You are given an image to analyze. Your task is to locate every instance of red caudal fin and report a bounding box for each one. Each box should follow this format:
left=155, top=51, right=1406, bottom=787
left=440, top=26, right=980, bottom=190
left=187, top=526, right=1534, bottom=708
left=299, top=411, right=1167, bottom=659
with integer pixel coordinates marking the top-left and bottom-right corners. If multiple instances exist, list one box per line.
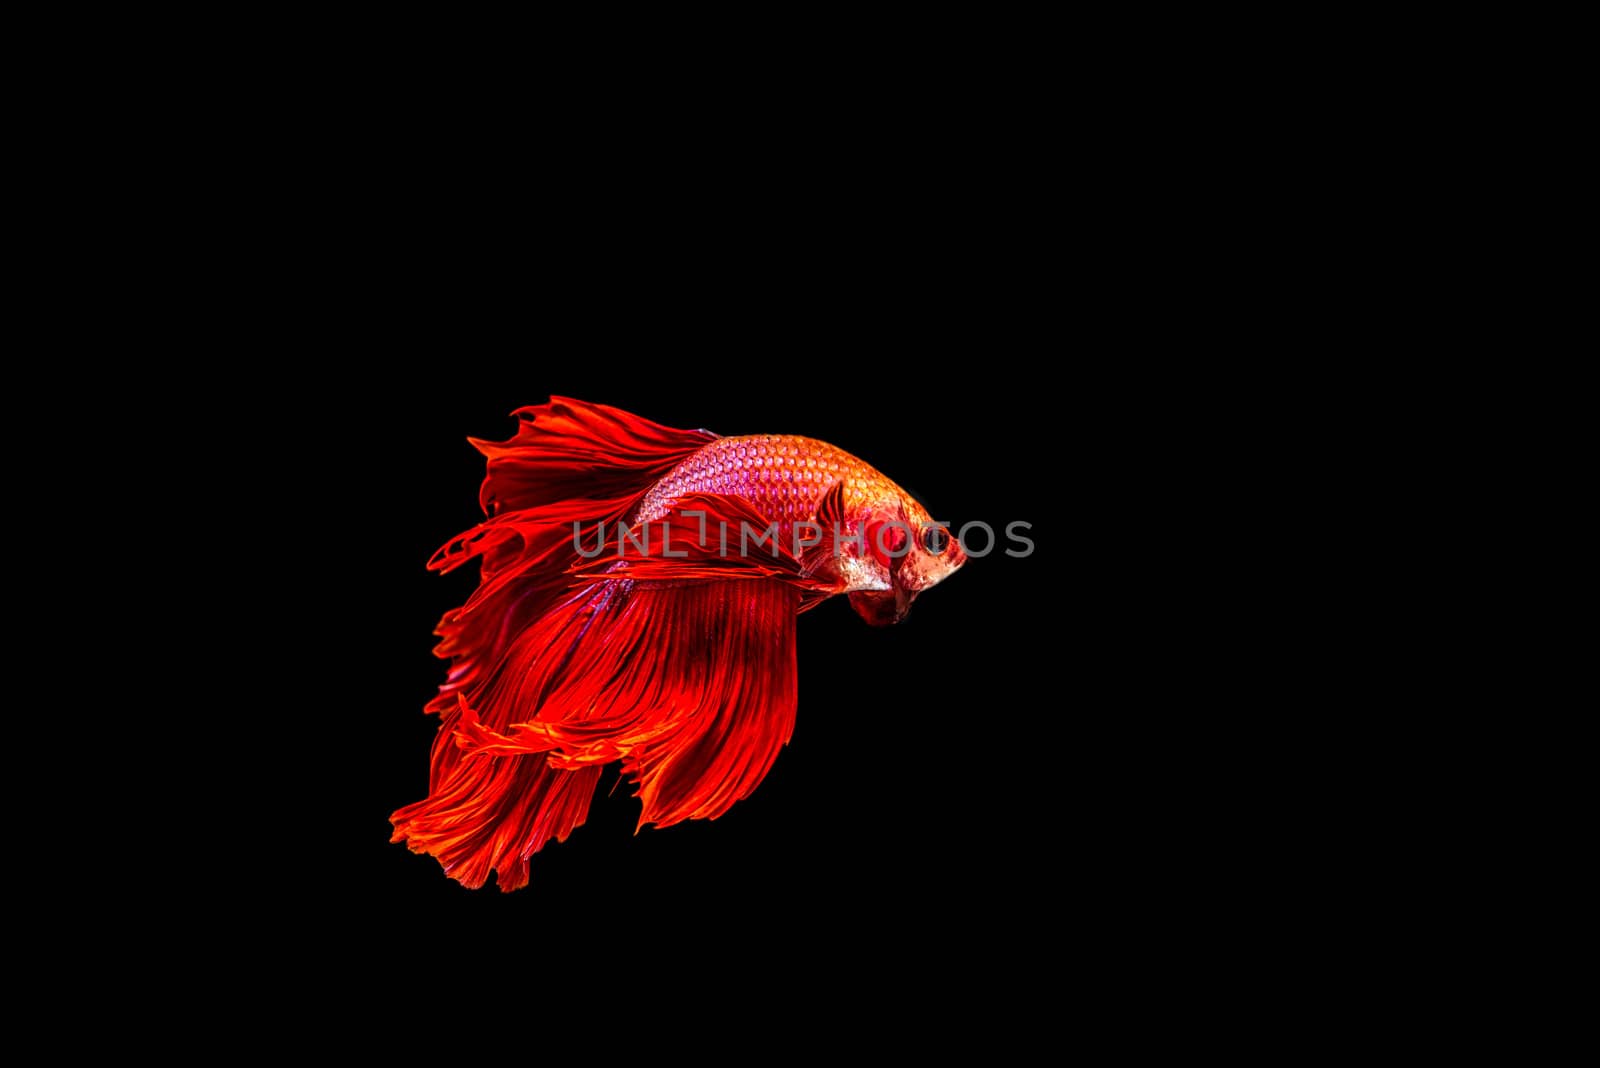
left=453, top=579, right=799, bottom=830
left=391, top=399, right=717, bottom=888
left=389, top=746, right=600, bottom=892
left=418, top=401, right=714, bottom=773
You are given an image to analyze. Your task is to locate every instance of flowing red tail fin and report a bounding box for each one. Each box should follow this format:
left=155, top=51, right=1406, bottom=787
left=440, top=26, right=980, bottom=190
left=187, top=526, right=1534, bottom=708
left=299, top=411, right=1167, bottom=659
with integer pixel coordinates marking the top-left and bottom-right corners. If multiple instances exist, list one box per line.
left=391, top=399, right=714, bottom=890
left=388, top=727, right=600, bottom=891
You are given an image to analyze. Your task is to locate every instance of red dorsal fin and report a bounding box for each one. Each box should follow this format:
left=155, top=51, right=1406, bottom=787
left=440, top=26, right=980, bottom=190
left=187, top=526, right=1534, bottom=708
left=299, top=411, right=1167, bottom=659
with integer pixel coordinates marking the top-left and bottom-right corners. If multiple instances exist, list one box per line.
left=469, top=396, right=715, bottom=516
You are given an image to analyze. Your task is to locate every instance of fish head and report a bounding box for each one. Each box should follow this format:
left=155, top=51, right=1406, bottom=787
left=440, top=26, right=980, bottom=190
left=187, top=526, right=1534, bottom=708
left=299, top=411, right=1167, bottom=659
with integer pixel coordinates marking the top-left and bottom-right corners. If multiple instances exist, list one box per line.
left=846, top=496, right=966, bottom=626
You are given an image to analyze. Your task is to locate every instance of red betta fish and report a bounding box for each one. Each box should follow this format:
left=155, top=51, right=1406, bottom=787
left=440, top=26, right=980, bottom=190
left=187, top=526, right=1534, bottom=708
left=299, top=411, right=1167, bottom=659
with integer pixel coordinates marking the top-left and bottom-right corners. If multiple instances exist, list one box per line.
left=390, top=398, right=965, bottom=890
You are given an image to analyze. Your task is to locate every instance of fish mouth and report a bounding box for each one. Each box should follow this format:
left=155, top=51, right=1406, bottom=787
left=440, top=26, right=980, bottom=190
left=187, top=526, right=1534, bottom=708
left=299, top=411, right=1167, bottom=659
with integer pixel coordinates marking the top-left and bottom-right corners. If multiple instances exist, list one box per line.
left=846, top=530, right=964, bottom=626
left=848, top=585, right=915, bottom=626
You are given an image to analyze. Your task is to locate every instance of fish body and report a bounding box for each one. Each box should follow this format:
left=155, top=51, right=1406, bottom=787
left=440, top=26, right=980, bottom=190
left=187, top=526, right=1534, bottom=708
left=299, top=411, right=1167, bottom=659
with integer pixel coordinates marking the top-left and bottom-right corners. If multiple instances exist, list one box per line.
left=636, top=433, right=961, bottom=613
left=391, top=399, right=964, bottom=889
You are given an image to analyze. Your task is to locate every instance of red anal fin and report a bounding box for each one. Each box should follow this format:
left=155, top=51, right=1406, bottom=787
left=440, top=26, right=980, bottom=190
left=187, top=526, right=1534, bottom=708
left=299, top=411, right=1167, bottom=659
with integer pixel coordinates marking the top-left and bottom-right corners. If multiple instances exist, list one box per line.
left=452, top=578, right=799, bottom=830
left=625, top=581, right=799, bottom=827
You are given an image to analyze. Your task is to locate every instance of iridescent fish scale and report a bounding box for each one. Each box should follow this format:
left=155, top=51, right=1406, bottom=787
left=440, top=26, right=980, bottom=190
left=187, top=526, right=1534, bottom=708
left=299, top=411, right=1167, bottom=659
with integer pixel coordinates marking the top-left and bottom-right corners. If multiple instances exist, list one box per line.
left=635, top=435, right=897, bottom=529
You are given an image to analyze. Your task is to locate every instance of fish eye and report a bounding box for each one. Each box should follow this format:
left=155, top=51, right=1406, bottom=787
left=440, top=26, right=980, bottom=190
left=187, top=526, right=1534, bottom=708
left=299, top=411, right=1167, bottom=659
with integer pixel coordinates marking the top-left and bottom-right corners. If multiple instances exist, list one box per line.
left=921, top=525, right=949, bottom=555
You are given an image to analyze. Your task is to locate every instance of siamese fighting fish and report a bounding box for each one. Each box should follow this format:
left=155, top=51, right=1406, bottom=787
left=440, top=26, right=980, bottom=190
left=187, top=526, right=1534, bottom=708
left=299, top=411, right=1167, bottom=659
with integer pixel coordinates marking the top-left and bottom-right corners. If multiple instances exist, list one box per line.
left=391, top=398, right=966, bottom=889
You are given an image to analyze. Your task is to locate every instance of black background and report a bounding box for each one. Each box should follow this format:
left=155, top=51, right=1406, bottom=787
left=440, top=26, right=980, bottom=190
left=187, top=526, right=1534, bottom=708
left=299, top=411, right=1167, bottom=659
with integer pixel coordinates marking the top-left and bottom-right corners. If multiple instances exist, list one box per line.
left=158, top=251, right=1303, bottom=1006
left=224, top=206, right=1253, bottom=967
left=71, top=58, right=1344, bottom=1013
